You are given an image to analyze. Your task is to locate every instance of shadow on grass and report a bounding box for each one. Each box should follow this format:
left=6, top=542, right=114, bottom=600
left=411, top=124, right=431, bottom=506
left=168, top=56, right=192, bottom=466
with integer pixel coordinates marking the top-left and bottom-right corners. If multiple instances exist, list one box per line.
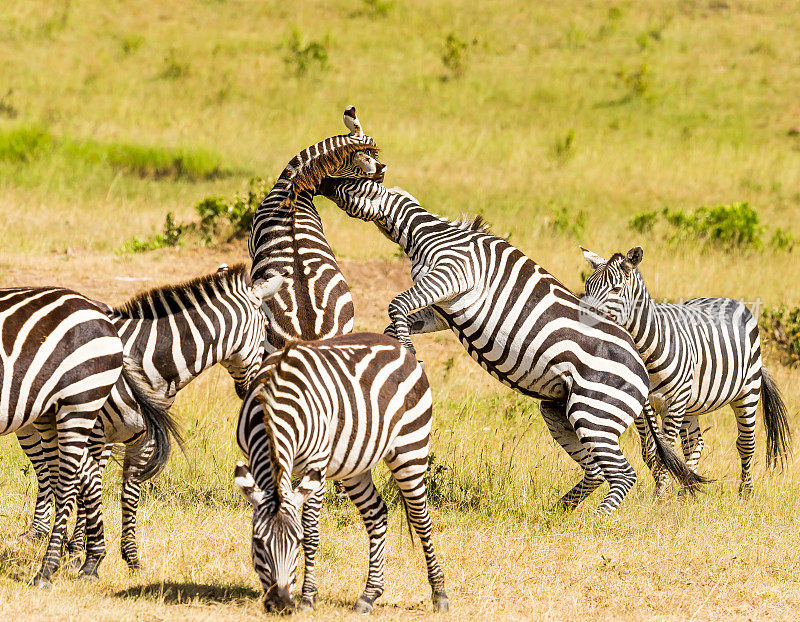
left=114, top=581, right=261, bottom=604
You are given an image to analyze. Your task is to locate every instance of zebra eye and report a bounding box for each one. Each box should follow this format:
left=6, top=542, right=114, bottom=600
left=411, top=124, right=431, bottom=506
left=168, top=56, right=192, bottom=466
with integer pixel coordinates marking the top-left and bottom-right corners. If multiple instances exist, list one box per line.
left=610, top=285, right=623, bottom=294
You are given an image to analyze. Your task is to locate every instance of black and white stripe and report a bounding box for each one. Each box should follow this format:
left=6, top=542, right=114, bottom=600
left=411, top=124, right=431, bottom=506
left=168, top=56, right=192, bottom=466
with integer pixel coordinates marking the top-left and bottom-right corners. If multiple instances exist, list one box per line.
left=0, top=287, right=125, bottom=587
left=581, top=246, right=791, bottom=495
left=319, top=179, right=705, bottom=513
left=235, top=333, right=448, bottom=613
left=248, top=106, right=385, bottom=352
left=17, top=265, right=285, bottom=569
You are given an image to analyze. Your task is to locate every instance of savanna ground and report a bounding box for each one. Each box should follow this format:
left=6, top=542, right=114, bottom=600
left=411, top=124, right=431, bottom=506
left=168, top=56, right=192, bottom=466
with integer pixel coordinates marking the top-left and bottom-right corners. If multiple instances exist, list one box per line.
left=2, top=1, right=800, bottom=619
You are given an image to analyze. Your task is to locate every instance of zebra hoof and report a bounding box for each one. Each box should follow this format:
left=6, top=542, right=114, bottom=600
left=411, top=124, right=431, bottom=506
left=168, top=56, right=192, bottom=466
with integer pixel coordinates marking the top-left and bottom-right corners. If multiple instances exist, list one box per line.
left=79, top=572, right=99, bottom=584
left=34, top=577, right=53, bottom=591
left=433, top=593, right=449, bottom=612
left=353, top=598, right=374, bottom=614
left=19, top=528, right=48, bottom=543
left=298, top=598, right=315, bottom=612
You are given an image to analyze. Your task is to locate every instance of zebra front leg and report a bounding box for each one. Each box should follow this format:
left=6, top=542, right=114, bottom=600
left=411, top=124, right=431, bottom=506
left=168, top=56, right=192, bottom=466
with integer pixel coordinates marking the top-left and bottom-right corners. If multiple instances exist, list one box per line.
left=387, top=272, right=471, bottom=355
left=540, top=400, right=605, bottom=510
left=298, top=486, right=324, bottom=610
left=341, top=472, right=388, bottom=614
left=119, top=440, right=155, bottom=569
left=67, top=438, right=112, bottom=569
left=16, top=425, right=56, bottom=540
left=679, top=416, right=704, bottom=469
left=385, top=452, right=448, bottom=612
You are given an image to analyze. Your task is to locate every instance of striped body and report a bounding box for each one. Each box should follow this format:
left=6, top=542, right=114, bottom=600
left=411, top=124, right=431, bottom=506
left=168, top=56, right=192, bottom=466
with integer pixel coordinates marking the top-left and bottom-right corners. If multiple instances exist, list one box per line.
left=320, top=179, right=704, bottom=512
left=582, top=247, right=791, bottom=495
left=18, top=266, right=285, bottom=568
left=0, top=287, right=124, bottom=586
left=248, top=116, right=384, bottom=352
left=235, top=333, right=448, bottom=613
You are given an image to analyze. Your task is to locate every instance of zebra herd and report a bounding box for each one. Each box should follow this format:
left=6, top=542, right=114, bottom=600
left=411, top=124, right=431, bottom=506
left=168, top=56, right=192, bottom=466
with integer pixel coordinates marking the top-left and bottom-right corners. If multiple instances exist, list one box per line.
left=2, top=107, right=791, bottom=613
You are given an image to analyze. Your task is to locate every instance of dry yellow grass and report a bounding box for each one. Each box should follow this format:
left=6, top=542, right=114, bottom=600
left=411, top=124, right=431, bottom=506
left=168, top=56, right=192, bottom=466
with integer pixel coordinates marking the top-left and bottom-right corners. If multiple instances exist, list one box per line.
left=1, top=250, right=799, bottom=621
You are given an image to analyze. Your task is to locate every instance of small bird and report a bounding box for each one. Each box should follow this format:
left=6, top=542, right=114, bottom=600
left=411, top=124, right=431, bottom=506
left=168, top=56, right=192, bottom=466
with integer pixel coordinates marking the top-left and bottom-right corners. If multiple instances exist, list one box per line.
left=343, top=105, right=363, bottom=137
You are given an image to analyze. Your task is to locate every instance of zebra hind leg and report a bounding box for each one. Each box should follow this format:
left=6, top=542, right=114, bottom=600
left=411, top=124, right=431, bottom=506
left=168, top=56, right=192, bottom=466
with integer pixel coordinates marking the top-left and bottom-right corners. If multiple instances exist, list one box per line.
left=297, top=486, right=324, bottom=610
left=732, top=394, right=759, bottom=498
left=540, top=400, right=605, bottom=511
left=385, top=452, right=448, bottom=612
left=340, top=472, right=388, bottom=614
left=16, top=425, right=57, bottom=540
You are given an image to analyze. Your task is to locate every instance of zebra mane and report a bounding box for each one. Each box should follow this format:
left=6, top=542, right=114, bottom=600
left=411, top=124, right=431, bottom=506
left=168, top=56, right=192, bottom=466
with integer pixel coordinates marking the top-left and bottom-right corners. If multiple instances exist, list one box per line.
left=113, top=263, right=249, bottom=318
left=278, top=138, right=379, bottom=210
left=257, top=340, right=301, bottom=416
left=450, top=214, right=493, bottom=234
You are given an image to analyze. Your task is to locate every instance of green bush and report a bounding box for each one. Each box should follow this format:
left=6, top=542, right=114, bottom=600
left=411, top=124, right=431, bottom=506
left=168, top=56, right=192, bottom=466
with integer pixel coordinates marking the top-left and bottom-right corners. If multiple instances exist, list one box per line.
left=283, top=29, right=329, bottom=76
left=118, top=177, right=270, bottom=253
left=548, top=206, right=586, bottom=238
left=627, top=203, right=791, bottom=252
left=760, top=305, right=800, bottom=367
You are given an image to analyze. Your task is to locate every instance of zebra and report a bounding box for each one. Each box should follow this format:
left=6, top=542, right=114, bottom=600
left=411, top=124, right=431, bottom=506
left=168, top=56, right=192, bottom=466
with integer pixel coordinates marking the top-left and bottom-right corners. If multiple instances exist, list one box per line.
left=318, top=178, right=706, bottom=513
left=248, top=105, right=386, bottom=353
left=0, top=286, right=179, bottom=588
left=580, top=245, right=791, bottom=496
left=234, top=333, right=449, bottom=614
left=16, top=265, right=286, bottom=570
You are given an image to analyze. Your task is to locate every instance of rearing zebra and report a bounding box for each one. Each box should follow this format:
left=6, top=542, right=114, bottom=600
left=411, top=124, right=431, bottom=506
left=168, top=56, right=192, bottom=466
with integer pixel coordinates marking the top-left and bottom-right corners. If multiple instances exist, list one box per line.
left=580, top=245, right=791, bottom=496
left=17, top=265, right=286, bottom=569
left=319, top=178, right=705, bottom=513
left=235, top=334, right=448, bottom=614
left=248, top=105, right=385, bottom=352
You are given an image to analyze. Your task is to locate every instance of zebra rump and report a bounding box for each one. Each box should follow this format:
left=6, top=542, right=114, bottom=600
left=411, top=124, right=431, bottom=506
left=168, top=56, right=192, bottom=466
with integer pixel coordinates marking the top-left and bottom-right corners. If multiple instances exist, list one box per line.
left=761, top=367, right=792, bottom=468
left=120, top=356, right=183, bottom=482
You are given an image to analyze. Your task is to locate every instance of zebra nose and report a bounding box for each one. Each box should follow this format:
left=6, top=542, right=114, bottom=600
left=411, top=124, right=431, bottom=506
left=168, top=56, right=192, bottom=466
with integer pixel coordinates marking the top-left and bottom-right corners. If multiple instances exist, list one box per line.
left=264, top=585, right=293, bottom=612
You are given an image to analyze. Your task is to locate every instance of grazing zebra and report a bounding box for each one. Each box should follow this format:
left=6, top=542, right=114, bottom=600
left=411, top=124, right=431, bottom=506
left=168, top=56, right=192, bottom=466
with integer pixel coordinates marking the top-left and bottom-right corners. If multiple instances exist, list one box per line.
left=248, top=105, right=385, bottom=352
left=17, top=265, right=286, bottom=569
left=318, top=179, right=706, bottom=513
left=235, top=334, right=448, bottom=613
left=580, top=245, right=791, bottom=496
left=0, top=286, right=179, bottom=588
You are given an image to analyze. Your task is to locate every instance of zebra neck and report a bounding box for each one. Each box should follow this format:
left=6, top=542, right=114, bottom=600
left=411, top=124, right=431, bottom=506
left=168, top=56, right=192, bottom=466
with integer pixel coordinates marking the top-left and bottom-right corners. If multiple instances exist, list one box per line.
left=250, top=184, right=350, bottom=348
left=114, top=314, right=237, bottom=397
left=377, top=199, right=441, bottom=258
left=622, top=278, right=663, bottom=360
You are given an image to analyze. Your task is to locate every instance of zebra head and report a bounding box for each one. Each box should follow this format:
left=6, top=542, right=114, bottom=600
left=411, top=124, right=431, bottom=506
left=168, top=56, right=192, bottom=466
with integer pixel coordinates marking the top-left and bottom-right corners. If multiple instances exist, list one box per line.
left=220, top=271, right=287, bottom=398
left=580, top=246, right=644, bottom=326
left=235, top=462, right=323, bottom=612
left=278, top=106, right=386, bottom=209
left=318, top=177, right=391, bottom=223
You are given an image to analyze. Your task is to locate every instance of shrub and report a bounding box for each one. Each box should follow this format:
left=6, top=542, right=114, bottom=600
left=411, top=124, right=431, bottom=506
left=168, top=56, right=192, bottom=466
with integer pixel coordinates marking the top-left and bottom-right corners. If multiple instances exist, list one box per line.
left=548, top=207, right=586, bottom=238
left=283, top=29, right=329, bottom=76
left=0, top=126, right=52, bottom=162
left=760, top=305, right=800, bottom=367
left=627, top=203, right=783, bottom=251
left=118, top=212, right=183, bottom=253
left=442, top=33, right=468, bottom=79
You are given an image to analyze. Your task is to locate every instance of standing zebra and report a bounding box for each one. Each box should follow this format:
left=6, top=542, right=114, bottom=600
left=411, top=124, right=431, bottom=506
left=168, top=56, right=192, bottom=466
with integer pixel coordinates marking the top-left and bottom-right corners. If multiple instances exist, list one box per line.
left=17, top=265, right=286, bottom=569
left=248, top=105, right=385, bottom=352
left=319, top=179, right=705, bottom=513
left=235, top=334, right=448, bottom=613
left=0, top=286, right=177, bottom=588
left=580, top=245, right=791, bottom=496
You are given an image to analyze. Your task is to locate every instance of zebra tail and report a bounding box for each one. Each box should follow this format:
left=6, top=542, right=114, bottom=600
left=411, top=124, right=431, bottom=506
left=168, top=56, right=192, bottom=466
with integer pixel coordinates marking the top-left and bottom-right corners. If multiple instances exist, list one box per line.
left=122, top=356, right=184, bottom=482
left=761, top=367, right=792, bottom=469
left=643, top=405, right=711, bottom=493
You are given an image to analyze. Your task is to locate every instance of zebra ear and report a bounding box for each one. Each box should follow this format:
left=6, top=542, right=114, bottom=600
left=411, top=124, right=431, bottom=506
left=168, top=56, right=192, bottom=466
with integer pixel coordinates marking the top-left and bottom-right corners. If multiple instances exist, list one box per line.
left=580, top=246, right=606, bottom=270
left=234, top=461, right=267, bottom=508
left=626, top=246, right=643, bottom=266
left=287, top=469, right=324, bottom=509
left=252, top=273, right=288, bottom=303
left=343, top=105, right=363, bottom=137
